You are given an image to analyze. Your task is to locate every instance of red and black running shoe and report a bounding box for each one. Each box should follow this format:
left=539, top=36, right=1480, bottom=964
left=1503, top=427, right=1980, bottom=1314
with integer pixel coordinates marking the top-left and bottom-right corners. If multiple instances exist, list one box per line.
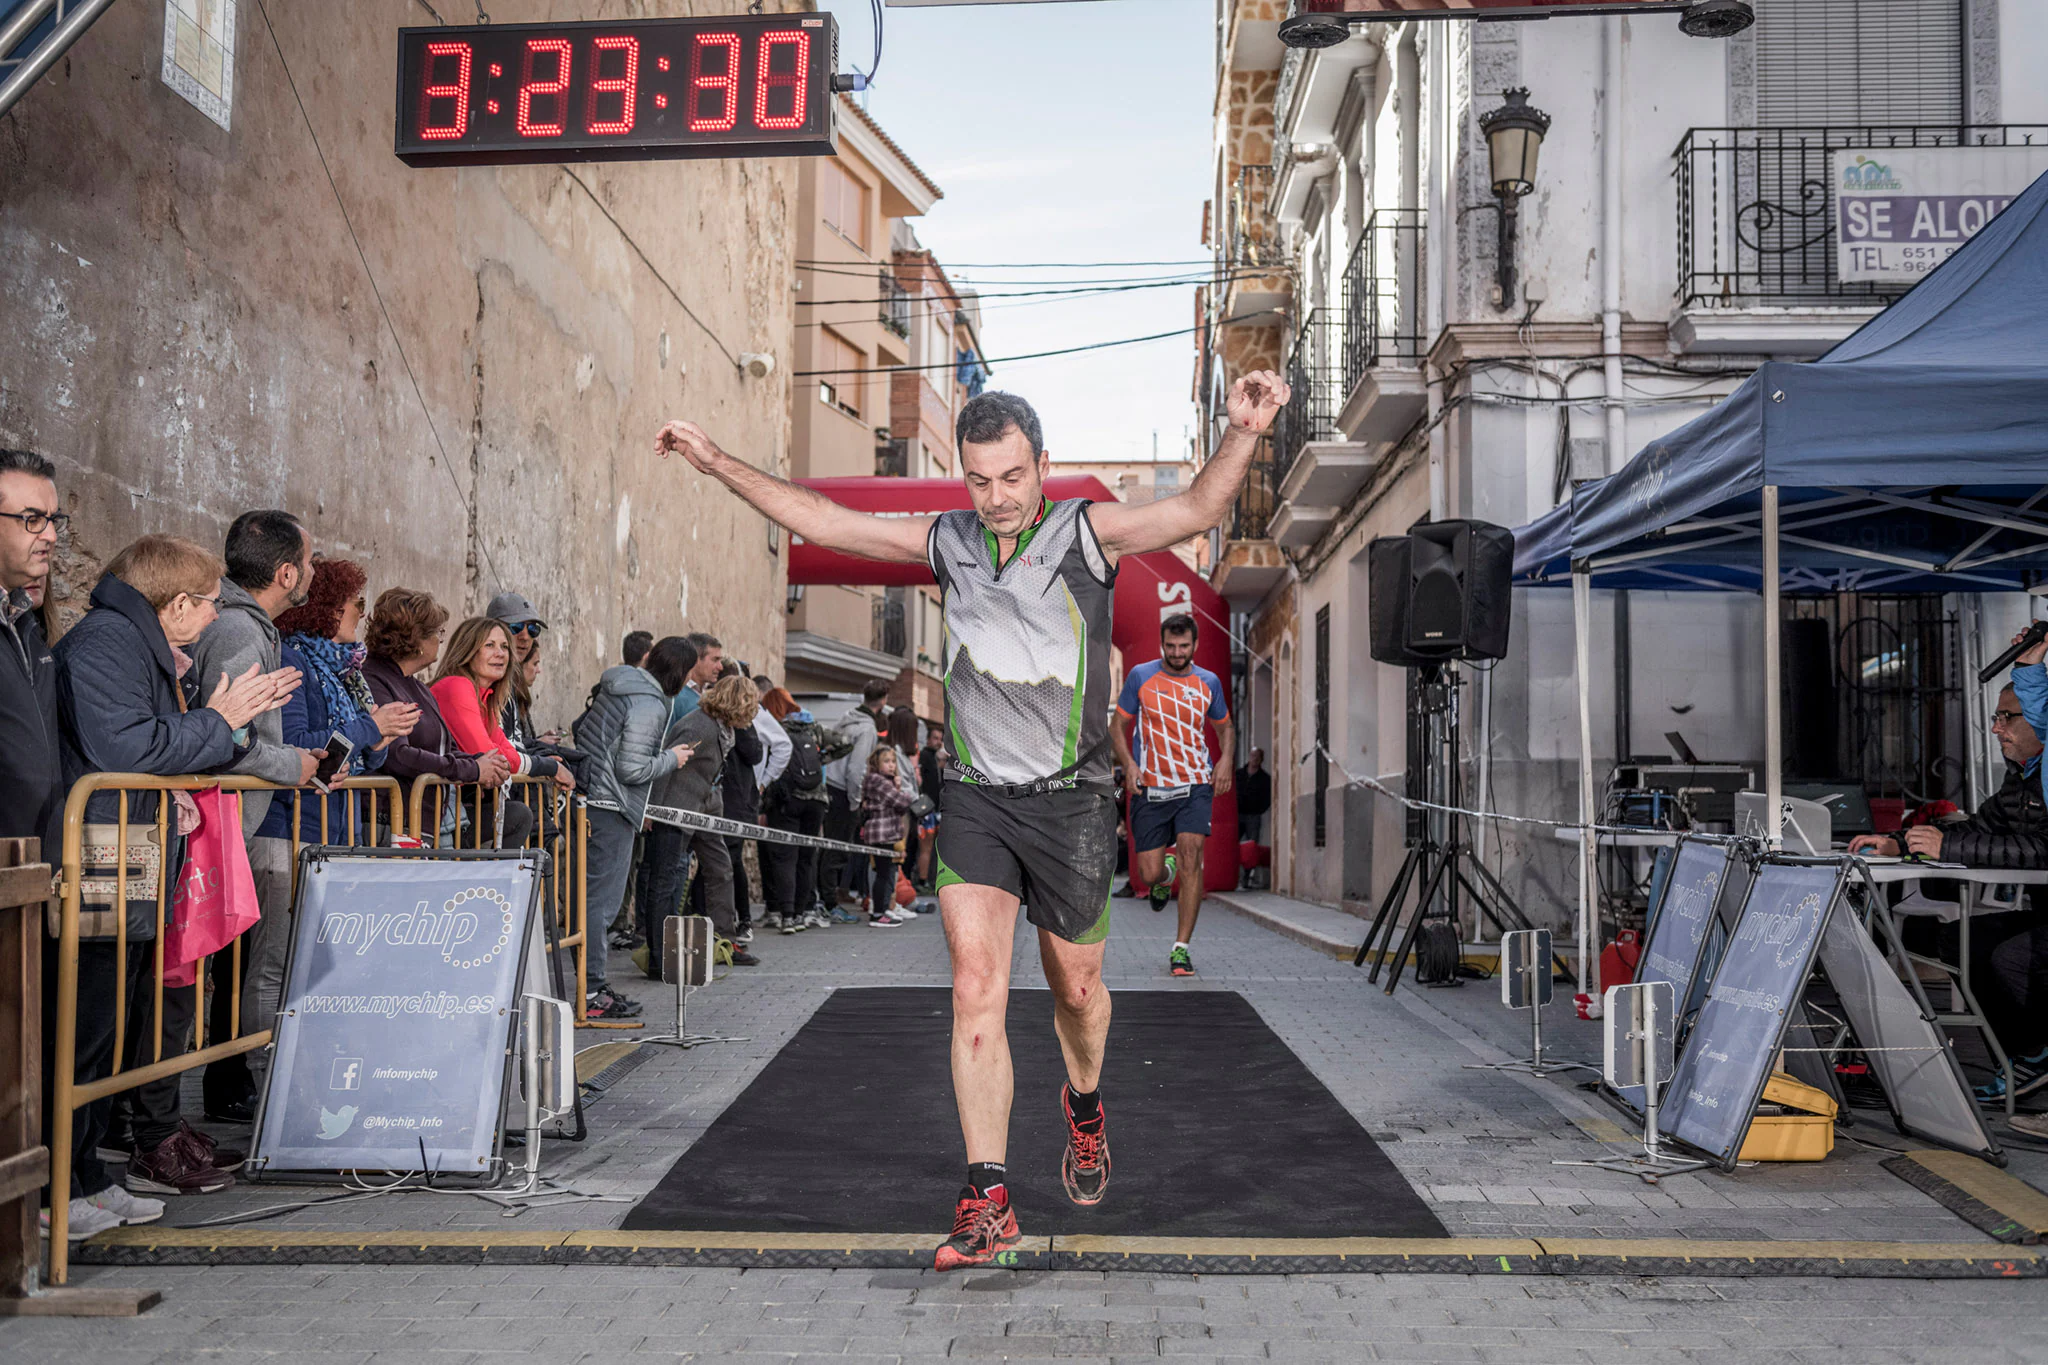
left=933, top=1185, right=1023, bottom=1270
left=1060, top=1086, right=1111, bottom=1206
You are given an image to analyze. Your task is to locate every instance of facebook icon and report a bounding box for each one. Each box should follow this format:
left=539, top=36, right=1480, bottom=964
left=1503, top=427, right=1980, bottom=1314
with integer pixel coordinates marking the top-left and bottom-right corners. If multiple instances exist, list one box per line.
left=330, top=1058, right=364, bottom=1091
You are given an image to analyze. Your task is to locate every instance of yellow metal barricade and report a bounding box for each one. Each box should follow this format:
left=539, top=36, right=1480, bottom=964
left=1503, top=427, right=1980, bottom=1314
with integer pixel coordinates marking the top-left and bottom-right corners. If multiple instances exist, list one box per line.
left=408, top=775, right=588, bottom=1022
left=46, top=773, right=403, bottom=1281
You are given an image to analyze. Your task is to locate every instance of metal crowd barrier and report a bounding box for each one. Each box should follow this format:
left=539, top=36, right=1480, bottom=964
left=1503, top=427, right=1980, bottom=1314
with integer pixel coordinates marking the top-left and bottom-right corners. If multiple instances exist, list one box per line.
left=46, top=773, right=404, bottom=1281
left=407, top=775, right=588, bottom=1022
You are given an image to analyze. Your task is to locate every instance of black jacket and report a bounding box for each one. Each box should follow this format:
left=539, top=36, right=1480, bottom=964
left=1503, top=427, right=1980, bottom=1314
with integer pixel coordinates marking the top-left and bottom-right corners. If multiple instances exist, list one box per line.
left=55, top=575, right=236, bottom=830
left=0, top=592, right=62, bottom=858
left=719, top=721, right=765, bottom=824
left=1942, top=759, right=2048, bottom=869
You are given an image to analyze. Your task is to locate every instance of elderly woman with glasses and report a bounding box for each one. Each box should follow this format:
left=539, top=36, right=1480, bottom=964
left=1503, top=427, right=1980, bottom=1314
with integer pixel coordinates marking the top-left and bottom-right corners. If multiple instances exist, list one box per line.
left=259, top=559, right=420, bottom=846
left=52, top=535, right=299, bottom=1215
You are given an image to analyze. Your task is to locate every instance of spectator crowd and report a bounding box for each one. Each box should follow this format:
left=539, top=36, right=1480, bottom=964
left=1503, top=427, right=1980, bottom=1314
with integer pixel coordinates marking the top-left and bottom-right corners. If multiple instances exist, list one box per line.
left=0, top=447, right=947, bottom=1244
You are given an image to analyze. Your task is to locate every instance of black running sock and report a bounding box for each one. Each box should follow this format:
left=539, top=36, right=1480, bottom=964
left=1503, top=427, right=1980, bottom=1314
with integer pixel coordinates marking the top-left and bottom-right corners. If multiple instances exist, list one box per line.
left=1067, top=1086, right=1102, bottom=1125
left=967, top=1162, right=1008, bottom=1198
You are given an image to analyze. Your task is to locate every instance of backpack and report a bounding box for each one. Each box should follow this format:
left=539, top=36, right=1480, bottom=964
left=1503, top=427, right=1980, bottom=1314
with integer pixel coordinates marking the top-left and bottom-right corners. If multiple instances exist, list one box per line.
left=775, top=718, right=828, bottom=802
left=819, top=709, right=868, bottom=766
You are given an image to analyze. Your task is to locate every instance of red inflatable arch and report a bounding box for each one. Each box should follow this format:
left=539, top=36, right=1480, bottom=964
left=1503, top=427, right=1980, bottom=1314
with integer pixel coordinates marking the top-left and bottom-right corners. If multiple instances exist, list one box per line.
left=789, top=476, right=1240, bottom=893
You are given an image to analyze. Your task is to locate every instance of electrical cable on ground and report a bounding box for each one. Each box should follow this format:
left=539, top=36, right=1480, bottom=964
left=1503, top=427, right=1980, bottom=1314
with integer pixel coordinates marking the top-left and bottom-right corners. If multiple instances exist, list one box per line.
left=254, top=0, right=505, bottom=591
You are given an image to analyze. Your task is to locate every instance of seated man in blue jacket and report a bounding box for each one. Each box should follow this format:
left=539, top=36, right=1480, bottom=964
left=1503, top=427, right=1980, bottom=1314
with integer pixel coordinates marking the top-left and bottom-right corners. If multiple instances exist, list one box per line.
left=1981, top=636, right=2048, bottom=1110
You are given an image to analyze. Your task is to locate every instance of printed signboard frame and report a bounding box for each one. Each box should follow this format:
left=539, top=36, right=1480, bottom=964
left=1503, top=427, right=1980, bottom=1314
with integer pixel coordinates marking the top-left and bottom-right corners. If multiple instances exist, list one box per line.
left=1660, top=854, right=1847, bottom=1171
left=248, top=847, right=544, bottom=1184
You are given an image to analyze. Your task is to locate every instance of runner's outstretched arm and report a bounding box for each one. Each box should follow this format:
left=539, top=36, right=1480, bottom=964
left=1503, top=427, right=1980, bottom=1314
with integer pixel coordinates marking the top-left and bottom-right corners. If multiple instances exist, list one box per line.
left=1089, top=370, right=1290, bottom=560
left=655, top=419, right=933, bottom=565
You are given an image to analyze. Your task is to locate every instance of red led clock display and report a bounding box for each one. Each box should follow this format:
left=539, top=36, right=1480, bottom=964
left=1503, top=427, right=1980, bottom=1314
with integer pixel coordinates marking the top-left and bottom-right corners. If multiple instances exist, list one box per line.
left=396, top=14, right=837, bottom=167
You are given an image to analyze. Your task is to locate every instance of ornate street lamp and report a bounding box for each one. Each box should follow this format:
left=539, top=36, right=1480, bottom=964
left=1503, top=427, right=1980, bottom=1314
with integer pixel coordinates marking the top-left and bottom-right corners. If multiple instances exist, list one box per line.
left=1477, top=88, right=1551, bottom=309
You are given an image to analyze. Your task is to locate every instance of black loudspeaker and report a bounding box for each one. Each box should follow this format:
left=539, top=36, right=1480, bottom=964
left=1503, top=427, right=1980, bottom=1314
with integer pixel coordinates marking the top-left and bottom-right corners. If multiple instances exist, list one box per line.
left=1368, top=520, right=1515, bottom=666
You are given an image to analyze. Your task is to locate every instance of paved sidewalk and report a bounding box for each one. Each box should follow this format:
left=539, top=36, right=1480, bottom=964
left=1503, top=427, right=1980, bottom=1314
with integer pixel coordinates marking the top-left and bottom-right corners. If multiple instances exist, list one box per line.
left=20, top=885, right=2048, bottom=1360
left=121, top=888, right=2044, bottom=1240
left=12, top=1263, right=2048, bottom=1363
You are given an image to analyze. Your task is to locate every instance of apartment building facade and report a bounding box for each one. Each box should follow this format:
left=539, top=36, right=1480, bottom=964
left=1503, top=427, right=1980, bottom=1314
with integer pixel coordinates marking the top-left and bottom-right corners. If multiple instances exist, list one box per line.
left=1202, top=0, right=2048, bottom=930
left=784, top=97, right=943, bottom=700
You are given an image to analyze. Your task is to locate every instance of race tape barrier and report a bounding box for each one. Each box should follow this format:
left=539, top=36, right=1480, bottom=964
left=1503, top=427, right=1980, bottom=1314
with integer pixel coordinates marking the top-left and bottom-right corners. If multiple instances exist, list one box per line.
left=644, top=804, right=897, bottom=859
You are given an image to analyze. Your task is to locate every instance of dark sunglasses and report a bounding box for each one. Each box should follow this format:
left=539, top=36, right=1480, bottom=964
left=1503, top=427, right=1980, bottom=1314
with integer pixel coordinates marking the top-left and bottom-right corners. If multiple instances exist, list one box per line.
left=508, top=621, right=544, bottom=637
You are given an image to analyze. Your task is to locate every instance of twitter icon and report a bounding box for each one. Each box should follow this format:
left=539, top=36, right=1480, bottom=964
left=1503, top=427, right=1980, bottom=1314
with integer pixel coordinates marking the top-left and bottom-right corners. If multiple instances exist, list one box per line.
left=317, top=1104, right=359, bottom=1140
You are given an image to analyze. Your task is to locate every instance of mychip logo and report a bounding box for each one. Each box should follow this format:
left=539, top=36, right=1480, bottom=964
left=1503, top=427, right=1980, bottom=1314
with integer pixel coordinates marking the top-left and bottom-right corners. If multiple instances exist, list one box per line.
left=1842, top=155, right=1901, bottom=191
left=316, top=886, right=517, bottom=968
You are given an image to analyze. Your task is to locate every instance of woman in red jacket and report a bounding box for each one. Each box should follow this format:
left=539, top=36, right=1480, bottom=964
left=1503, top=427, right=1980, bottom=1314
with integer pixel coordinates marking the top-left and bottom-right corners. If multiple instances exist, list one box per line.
left=429, top=616, right=542, bottom=847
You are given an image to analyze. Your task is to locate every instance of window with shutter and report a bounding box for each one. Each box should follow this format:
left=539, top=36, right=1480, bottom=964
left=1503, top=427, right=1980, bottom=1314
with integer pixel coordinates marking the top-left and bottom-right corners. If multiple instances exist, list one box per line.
left=817, top=328, right=864, bottom=420
left=1754, top=0, right=1961, bottom=126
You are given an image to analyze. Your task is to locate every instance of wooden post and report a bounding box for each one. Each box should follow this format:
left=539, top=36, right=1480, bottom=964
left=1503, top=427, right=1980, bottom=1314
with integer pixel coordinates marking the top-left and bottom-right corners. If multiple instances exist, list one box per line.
left=0, top=837, right=158, bottom=1316
left=0, top=838, right=44, bottom=1298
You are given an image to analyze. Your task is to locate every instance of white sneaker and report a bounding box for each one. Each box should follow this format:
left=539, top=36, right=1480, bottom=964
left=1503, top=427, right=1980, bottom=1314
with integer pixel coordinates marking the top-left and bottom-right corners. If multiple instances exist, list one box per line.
left=88, top=1184, right=165, bottom=1226
left=778, top=915, right=798, bottom=935
left=40, top=1197, right=122, bottom=1241
left=890, top=903, right=918, bottom=918
left=803, top=909, right=830, bottom=929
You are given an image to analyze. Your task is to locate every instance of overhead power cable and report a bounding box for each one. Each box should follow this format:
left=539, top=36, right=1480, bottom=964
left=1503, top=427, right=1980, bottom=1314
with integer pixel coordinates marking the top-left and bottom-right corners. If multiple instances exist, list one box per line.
left=797, top=272, right=1266, bottom=308
left=796, top=258, right=1216, bottom=269
left=797, top=263, right=1244, bottom=288
left=794, top=317, right=1271, bottom=378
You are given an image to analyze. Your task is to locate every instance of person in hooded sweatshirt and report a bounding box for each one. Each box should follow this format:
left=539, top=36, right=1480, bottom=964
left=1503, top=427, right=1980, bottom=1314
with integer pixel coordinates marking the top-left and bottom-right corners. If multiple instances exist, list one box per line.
left=571, top=634, right=695, bottom=1020
left=187, top=510, right=323, bottom=1124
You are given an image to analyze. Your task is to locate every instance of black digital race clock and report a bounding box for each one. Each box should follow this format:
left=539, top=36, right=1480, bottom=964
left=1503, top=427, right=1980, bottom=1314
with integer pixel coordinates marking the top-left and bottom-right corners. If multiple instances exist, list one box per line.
left=395, top=14, right=838, bottom=168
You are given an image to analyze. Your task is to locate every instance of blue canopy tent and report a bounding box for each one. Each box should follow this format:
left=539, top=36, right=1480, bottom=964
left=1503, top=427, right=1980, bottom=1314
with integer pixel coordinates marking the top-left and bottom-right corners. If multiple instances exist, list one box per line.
left=1511, top=166, right=2048, bottom=988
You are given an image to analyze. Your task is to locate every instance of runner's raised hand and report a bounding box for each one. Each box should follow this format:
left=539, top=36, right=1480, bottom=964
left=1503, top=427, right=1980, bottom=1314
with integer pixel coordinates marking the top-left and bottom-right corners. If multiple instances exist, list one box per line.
left=655, top=419, right=722, bottom=474
left=1226, top=370, right=1291, bottom=435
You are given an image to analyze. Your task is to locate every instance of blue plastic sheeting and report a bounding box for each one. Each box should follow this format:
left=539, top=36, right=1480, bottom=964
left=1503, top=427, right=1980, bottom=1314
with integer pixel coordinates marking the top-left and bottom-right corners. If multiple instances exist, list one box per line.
left=1514, top=165, right=2048, bottom=593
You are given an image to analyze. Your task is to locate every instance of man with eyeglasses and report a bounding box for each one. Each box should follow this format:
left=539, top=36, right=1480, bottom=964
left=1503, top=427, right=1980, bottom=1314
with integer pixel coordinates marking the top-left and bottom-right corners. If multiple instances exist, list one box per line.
left=0, top=447, right=65, bottom=873
left=1849, top=677, right=2048, bottom=1109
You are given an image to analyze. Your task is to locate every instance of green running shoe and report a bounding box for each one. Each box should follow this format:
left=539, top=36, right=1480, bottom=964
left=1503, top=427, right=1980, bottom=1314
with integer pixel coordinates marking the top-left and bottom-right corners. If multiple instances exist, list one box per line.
left=1169, top=945, right=1194, bottom=977
left=1149, top=853, right=1178, bottom=911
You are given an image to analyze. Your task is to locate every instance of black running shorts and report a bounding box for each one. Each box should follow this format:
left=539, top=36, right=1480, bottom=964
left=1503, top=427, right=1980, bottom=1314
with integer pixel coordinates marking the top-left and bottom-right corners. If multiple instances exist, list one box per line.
left=934, top=781, right=1117, bottom=944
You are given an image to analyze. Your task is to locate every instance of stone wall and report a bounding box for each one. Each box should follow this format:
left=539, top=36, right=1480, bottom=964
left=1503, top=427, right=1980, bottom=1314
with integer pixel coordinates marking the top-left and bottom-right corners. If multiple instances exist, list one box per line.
left=0, top=0, right=797, bottom=725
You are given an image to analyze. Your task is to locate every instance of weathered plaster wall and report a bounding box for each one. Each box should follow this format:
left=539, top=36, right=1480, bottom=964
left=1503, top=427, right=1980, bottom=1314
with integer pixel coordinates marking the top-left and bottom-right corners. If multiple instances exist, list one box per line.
left=0, top=0, right=796, bottom=725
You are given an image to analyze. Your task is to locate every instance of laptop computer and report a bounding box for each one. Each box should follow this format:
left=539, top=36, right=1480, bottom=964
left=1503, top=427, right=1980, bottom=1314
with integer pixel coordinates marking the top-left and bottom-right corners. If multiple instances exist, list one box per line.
left=1782, top=782, right=1875, bottom=837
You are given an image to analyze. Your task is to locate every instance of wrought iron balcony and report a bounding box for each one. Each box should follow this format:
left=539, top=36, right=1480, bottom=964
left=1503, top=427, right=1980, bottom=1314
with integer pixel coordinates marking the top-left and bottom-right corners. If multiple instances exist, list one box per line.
left=1341, top=208, right=1425, bottom=394
left=1228, top=435, right=1278, bottom=543
left=872, top=588, right=908, bottom=658
left=1674, top=124, right=2048, bottom=309
left=880, top=269, right=912, bottom=338
left=1225, top=164, right=1285, bottom=273
left=1273, top=307, right=1343, bottom=487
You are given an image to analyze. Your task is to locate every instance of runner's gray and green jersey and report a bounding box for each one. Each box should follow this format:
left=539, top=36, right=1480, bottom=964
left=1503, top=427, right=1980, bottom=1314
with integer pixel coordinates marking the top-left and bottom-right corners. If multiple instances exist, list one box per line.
left=926, top=498, right=1117, bottom=789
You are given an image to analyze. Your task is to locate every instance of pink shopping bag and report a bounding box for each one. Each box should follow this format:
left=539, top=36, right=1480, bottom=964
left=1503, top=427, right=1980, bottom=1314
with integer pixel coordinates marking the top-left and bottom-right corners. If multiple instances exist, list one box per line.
left=164, top=788, right=260, bottom=989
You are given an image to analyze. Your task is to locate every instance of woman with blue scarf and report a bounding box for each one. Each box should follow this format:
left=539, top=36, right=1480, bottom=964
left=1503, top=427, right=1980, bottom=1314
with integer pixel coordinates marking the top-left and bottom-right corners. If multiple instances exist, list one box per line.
left=258, top=559, right=420, bottom=845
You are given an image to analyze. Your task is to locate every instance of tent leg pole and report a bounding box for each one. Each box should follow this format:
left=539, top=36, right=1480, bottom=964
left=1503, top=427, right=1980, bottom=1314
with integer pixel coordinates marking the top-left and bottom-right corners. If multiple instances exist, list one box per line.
left=1763, top=486, right=1782, bottom=849
left=1573, top=565, right=1597, bottom=1000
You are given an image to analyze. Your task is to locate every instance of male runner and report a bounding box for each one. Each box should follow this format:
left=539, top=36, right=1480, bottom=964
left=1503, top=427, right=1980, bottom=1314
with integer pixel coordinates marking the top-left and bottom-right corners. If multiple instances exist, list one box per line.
left=1112, top=613, right=1233, bottom=978
left=654, top=370, right=1287, bottom=1269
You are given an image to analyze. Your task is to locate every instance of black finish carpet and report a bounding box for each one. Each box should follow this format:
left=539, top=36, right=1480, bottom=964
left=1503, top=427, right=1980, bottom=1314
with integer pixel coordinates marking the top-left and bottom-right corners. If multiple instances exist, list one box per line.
left=622, top=986, right=1446, bottom=1238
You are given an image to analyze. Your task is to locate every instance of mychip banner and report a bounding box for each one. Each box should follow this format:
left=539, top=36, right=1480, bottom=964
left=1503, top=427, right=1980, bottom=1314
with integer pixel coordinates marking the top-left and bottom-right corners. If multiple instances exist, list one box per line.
left=251, top=850, right=541, bottom=1177
left=1835, top=145, right=2048, bottom=284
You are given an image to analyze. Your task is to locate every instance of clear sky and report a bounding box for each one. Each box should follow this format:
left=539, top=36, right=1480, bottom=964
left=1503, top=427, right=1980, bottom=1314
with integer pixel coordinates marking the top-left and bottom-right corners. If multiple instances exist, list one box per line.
left=813, top=0, right=1214, bottom=465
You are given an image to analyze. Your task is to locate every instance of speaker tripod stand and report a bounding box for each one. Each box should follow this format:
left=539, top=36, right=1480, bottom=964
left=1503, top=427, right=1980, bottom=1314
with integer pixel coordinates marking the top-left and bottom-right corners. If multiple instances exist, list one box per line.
left=1354, top=666, right=1569, bottom=992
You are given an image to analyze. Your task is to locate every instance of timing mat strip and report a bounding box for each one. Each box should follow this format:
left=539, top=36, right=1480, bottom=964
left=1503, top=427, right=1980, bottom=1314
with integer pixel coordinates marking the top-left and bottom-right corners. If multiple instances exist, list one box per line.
left=1883, top=1150, right=2048, bottom=1245
left=70, top=1227, right=2048, bottom=1279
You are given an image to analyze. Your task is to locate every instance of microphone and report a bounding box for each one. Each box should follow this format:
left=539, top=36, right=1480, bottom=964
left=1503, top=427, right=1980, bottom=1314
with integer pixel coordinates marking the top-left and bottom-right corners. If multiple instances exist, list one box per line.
left=1978, top=619, right=2048, bottom=684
